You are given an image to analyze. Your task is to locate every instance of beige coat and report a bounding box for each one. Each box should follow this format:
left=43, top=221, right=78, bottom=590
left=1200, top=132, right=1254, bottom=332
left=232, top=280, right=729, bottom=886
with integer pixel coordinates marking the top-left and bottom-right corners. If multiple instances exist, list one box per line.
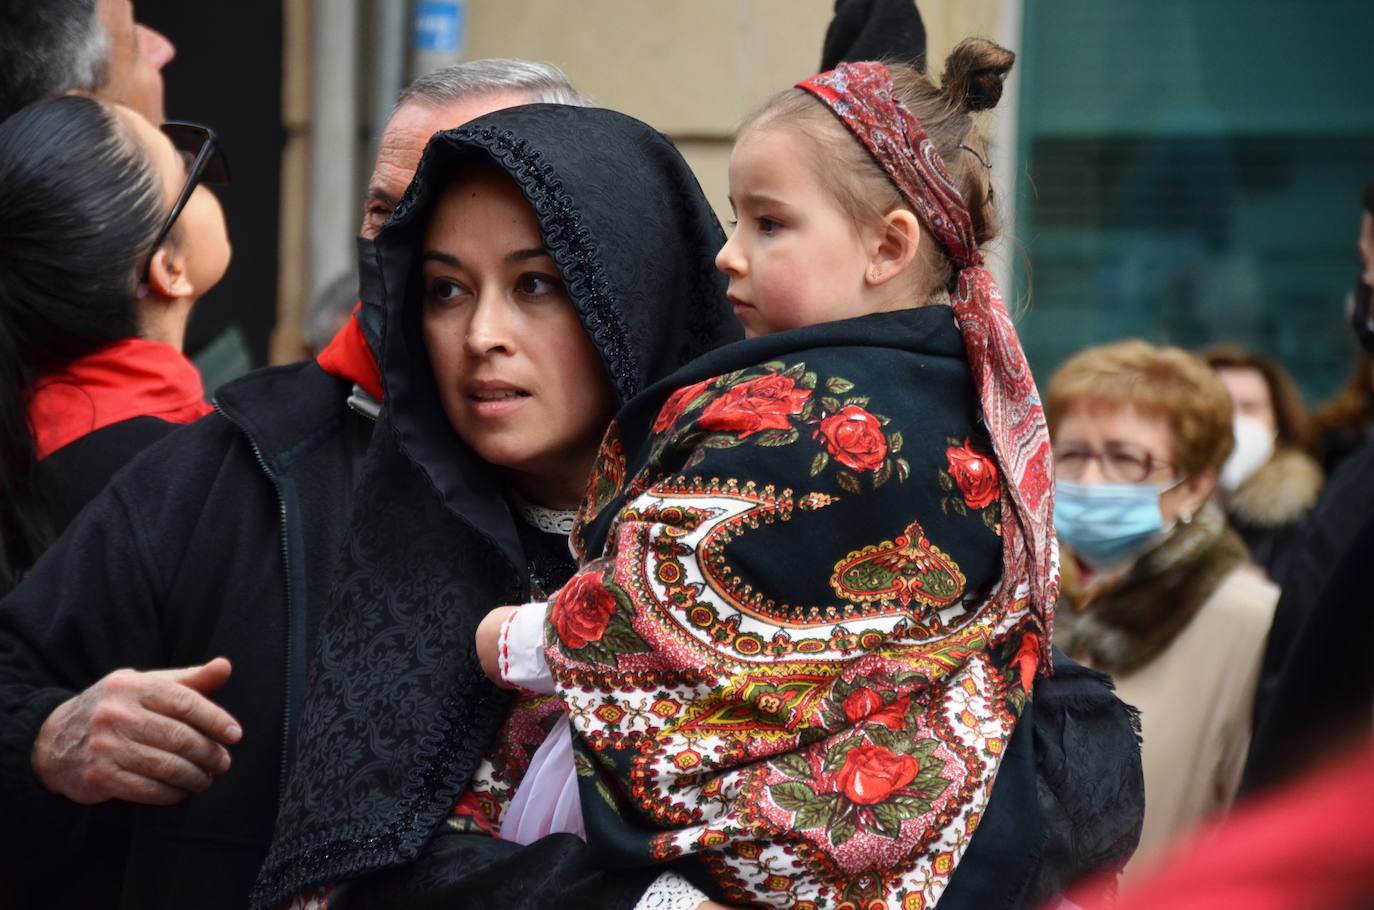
left=1112, top=564, right=1277, bottom=880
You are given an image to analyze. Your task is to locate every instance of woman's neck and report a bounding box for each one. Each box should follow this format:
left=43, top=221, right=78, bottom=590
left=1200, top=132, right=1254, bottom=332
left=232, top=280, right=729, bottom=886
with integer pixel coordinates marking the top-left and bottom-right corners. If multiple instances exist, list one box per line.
left=136, top=294, right=197, bottom=352
left=505, top=464, right=588, bottom=512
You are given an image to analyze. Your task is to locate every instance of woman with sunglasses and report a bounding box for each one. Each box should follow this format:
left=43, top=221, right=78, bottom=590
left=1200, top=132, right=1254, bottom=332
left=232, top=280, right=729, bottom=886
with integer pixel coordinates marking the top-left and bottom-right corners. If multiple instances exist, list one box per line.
left=1047, top=339, right=1279, bottom=880
left=0, top=95, right=230, bottom=593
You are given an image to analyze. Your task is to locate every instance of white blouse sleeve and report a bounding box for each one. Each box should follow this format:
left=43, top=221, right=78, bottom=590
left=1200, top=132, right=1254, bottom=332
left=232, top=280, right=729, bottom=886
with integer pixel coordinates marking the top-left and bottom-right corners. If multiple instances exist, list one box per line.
left=634, top=870, right=711, bottom=910
left=498, top=601, right=554, bottom=694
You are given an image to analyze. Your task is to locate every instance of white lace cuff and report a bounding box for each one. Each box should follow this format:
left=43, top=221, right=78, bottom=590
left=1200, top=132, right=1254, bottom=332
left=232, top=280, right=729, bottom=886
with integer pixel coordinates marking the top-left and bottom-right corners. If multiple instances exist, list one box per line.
left=499, top=602, right=554, bottom=694
left=634, top=870, right=710, bottom=910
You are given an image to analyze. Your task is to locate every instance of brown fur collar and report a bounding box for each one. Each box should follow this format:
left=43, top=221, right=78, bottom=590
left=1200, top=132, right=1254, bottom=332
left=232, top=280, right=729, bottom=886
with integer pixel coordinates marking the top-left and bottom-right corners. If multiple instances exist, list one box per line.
left=1056, top=503, right=1248, bottom=676
left=1227, top=448, right=1323, bottom=530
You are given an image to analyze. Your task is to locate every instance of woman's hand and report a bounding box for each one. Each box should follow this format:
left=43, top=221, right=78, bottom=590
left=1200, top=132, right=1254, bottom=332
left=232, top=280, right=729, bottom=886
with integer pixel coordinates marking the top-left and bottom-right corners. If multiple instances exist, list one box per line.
left=476, top=606, right=520, bottom=688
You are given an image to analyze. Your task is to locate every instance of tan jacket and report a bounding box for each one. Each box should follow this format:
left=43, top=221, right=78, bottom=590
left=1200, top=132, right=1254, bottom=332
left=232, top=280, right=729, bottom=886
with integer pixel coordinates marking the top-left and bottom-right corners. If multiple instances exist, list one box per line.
left=1113, top=564, right=1278, bottom=880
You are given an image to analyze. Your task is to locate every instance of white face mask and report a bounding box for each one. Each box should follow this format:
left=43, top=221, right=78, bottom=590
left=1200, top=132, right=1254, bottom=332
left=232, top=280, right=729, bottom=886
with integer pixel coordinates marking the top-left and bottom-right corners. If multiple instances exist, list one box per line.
left=1219, top=413, right=1276, bottom=493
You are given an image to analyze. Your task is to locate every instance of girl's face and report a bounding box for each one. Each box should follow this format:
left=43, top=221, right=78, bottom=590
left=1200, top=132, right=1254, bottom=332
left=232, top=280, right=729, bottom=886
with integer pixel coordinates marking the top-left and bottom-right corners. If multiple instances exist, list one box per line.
left=421, top=164, right=618, bottom=508
left=120, top=104, right=231, bottom=296
left=716, top=126, right=875, bottom=337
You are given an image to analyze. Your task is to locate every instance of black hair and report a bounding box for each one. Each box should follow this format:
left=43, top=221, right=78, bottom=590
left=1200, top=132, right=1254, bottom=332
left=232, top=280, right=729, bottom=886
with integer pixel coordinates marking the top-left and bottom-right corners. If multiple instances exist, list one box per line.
left=0, top=0, right=109, bottom=121
left=1364, top=179, right=1374, bottom=217
left=0, top=95, right=163, bottom=590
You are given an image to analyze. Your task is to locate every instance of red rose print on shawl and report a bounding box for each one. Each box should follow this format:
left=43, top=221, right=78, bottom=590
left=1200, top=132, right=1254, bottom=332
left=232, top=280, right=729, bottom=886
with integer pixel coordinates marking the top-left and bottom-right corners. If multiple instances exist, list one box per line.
left=945, top=439, right=1000, bottom=510
left=1012, top=632, right=1041, bottom=694
left=817, top=405, right=888, bottom=472
left=548, top=573, right=651, bottom=668
left=551, top=573, right=616, bottom=649
left=653, top=378, right=713, bottom=433
left=698, top=375, right=811, bottom=439
left=842, top=690, right=910, bottom=731
left=834, top=744, right=920, bottom=805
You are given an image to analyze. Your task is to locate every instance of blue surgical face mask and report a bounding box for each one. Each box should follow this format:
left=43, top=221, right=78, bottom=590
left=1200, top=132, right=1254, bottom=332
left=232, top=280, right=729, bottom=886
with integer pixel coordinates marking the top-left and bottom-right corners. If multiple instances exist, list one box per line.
left=1054, top=478, right=1179, bottom=570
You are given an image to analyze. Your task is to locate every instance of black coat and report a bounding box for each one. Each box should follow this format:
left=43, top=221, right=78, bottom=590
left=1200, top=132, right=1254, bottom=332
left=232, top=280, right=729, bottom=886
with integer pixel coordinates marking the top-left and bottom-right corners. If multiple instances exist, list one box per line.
left=37, top=417, right=179, bottom=535
left=0, top=361, right=373, bottom=909
left=1243, top=434, right=1374, bottom=794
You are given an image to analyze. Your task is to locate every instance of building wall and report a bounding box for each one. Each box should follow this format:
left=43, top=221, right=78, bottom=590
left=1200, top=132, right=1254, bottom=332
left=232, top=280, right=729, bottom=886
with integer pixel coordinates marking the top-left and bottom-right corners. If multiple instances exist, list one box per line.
left=273, top=1, right=1017, bottom=361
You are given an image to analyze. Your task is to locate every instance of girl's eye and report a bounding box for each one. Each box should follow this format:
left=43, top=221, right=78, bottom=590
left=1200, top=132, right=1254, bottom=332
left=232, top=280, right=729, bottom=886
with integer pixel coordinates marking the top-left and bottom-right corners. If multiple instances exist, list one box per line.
left=425, top=278, right=466, bottom=306
left=516, top=272, right=562, bottom=298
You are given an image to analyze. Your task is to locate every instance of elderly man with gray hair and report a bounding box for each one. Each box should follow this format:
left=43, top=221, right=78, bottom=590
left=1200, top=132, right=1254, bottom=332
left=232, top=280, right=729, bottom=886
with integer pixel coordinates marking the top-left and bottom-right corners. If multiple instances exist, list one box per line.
left=0, top=58, right=602, bottom=910
left=0, top=0, right=176, bottom=124
left=304, top=59, right=590, bottom=357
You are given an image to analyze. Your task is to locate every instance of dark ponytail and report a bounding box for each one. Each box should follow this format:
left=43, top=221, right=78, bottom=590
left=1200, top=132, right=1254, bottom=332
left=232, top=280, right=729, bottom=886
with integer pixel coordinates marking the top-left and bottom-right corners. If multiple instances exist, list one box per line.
left=0, top=95, right=163, bottom=591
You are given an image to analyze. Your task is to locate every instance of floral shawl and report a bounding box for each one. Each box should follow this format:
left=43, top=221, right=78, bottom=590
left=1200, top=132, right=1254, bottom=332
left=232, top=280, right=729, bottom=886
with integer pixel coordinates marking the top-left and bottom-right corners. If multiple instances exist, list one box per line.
left=542, top=306, right=1045, bottom=908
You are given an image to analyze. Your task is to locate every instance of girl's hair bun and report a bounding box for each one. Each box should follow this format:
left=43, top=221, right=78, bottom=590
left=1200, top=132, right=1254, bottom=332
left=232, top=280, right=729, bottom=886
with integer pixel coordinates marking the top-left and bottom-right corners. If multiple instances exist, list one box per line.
left=941, top=37, right=1015, bottom=113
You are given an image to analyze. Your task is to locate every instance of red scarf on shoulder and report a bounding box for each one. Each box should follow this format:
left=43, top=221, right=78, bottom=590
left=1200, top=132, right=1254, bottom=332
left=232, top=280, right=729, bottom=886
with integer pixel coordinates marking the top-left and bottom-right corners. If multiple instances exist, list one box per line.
left=25, top=337, right=212, bottom=461
left=315, top=306, right=383, bottom=401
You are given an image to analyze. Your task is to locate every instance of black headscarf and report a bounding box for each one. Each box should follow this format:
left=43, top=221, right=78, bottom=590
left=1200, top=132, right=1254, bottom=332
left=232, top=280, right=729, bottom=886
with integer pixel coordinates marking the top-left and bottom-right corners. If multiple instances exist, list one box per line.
left=251, top=104, right=739, bottom=909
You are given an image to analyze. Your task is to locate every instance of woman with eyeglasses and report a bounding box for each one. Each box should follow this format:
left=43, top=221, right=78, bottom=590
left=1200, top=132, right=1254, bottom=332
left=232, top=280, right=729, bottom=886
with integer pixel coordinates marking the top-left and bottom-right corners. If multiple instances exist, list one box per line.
left=0, top=95, right=230, bottom=592
left=1046, top=339, right=1279, bottom=879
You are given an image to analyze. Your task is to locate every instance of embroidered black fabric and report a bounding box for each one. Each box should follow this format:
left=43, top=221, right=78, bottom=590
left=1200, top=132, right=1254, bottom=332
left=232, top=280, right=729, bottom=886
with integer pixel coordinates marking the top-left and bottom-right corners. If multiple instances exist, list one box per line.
left=250, top=105, right=740, bottom=909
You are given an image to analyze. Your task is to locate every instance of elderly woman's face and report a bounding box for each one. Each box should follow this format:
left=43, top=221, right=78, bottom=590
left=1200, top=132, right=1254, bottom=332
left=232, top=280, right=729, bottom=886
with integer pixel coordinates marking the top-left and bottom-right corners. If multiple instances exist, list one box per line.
left=1054, top=403, right=1214, bottom=526
left=421, top=164, right=618, bottom=508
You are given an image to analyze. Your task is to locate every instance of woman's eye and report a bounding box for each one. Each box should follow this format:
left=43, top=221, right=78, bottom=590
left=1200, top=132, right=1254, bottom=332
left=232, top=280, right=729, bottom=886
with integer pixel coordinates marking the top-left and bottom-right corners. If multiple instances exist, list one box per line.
left=516, top=273, right=561, bottom=297
left=425, top=278, right=466, bottom=305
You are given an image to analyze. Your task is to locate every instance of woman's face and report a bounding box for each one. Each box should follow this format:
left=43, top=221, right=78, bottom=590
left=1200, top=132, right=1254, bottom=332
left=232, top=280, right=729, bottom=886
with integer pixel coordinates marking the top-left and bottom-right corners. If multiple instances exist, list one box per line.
left=1215, top=366, right=1277, bottom=437
left=421, top=164, right=618, bottom=508
left=119, top=104, right=231, bottom=296
left=1054, top=402, right=1214, bottom=526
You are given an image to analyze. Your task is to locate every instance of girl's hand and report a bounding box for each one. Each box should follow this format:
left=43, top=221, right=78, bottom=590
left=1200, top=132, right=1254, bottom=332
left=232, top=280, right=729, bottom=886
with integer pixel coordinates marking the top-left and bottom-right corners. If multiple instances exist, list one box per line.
left=476, top=606, right=521, bottom=689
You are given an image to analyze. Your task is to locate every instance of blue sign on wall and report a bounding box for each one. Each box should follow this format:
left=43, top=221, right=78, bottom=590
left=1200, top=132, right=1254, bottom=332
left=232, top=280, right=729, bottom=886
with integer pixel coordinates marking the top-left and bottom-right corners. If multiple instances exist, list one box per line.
left=414, top=0, right=463, bottom=54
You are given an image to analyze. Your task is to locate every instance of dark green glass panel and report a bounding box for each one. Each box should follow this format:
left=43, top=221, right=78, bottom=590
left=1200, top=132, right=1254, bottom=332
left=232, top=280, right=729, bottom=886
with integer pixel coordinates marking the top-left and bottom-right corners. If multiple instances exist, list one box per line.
left=1015, top=0, right=1374, bottom=401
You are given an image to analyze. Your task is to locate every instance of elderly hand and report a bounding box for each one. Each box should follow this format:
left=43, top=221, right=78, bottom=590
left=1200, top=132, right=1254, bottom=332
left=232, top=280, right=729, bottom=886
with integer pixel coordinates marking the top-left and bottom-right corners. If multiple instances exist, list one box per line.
left=476, top=606, right=520, bottom=689
left=31, top=658, right=242, bottom=806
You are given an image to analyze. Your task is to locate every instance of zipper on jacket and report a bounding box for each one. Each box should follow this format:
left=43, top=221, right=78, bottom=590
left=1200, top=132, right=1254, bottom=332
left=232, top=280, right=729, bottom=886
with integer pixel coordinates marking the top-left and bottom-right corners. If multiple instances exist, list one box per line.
left=213, top=403, right=296, bottom=805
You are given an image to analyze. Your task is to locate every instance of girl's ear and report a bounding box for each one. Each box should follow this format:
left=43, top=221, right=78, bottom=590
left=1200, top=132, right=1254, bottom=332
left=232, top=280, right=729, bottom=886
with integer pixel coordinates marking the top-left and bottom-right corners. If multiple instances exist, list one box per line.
left=146, top=246, right=196, bottom=301
left=865, top=208, right=921, bottom=286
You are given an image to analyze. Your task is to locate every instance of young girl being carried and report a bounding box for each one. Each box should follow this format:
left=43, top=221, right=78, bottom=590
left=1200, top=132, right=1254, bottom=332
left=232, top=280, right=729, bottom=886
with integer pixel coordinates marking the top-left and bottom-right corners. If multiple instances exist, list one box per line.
left=481, top=40, right=1059, bottom=909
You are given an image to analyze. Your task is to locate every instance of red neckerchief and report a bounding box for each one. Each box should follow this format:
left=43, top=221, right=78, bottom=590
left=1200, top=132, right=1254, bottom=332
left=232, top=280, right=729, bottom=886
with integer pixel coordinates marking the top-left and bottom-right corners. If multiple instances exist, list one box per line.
left=798, top=61, right=1059, bottom=664
left=25, top=337, right=213, bottom=461
left=315, top=305, right=383, bottom=401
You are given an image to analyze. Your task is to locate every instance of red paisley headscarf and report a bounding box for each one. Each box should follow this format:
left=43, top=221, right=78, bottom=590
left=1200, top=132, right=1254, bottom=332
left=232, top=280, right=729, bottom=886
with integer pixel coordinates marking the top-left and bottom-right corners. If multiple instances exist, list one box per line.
left=798, top=61, right=1058, bottom=663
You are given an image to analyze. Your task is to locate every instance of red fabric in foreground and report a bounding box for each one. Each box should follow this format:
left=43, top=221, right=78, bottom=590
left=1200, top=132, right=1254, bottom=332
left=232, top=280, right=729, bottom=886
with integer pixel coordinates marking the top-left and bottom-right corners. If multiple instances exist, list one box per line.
left=1068, top=742, right=1374, bottom=910
left=315, top=307, right=383, bottom=401
left=26, top=337, right=212, bottom=460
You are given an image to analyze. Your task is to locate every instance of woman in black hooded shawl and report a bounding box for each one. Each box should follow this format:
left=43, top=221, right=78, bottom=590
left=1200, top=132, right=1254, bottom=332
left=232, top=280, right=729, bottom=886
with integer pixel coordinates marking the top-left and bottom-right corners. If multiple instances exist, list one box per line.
left=249, top=104, right=741, bottom=909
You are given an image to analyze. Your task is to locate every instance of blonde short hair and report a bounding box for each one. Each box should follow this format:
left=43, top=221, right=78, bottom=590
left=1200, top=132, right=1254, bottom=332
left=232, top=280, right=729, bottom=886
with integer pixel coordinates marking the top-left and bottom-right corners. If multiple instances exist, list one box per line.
left=1046, top=340, right=1235, bottom=477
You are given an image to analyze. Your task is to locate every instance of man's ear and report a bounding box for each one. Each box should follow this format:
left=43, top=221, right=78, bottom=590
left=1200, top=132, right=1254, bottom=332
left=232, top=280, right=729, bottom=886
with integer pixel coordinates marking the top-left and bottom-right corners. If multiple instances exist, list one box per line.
left=865, top=208, right=921, bottom=286
left=146, top=247, right=195, bottom=300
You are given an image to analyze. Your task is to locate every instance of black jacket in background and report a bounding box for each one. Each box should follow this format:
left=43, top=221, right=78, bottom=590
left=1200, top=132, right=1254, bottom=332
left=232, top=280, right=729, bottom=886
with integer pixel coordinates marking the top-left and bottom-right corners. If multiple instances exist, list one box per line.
left=1243, top=434, right=1374, bottom=794
left=0, top=361, right=372, bottom=909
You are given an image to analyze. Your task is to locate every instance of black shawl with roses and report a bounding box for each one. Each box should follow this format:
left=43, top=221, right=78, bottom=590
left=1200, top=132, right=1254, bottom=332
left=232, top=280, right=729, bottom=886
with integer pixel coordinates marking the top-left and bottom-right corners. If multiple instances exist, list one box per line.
left=543, top=306, right=1052, bottom=909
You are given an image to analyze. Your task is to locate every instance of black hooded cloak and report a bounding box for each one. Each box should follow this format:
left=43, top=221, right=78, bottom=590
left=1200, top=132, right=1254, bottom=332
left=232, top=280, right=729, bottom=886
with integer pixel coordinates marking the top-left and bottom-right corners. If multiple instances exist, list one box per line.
left=250, top=105, right=740, bottom=909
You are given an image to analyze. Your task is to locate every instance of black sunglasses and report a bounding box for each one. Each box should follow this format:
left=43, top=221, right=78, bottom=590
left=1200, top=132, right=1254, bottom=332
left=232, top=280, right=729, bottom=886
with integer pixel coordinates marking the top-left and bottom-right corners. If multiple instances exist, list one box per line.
left=145, top=121, right=230, bottom=262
